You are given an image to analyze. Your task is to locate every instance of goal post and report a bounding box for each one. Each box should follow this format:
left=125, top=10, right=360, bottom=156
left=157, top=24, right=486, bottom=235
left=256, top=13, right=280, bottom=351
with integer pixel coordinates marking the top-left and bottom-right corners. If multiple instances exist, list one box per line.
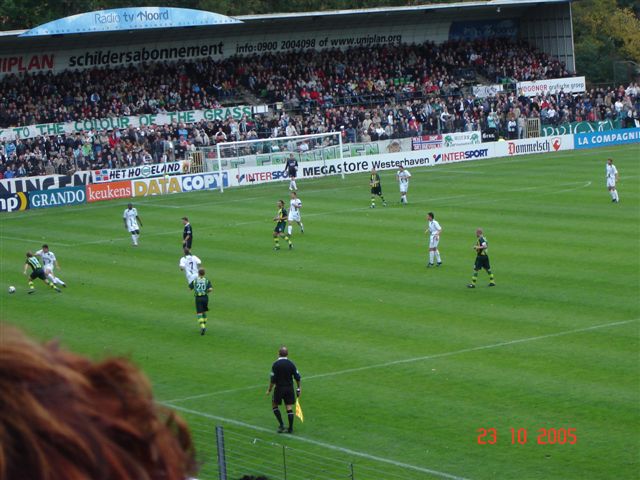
left=196, top=131, right=345, bottom=192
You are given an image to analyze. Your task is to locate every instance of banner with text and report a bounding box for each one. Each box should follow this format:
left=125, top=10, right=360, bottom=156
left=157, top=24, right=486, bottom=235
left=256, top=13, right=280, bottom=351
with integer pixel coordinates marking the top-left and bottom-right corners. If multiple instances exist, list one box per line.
left=542, top=120, right=622, bottom=137
left=87, top=181, right=132, bottom=203
left=494, top=135, right=574, bottom=157
left=516, top=76, right=586, bottom=97
left=232, top=135, right=576, bottom=187
left=0, top=172, right=91, bottom=196
left=449, top=19, right=519, bottom=41
left=574, top=128, right=640, bottom=149
left=92, top=161, right=184, bottom=183
left=0, top=192, right=29, bottom=213
left=132, top=172, right=229, bottom=197
left=472, top=84, right=505, bottom=98
left=411, top=131, right=481, bottom=151
left=0, top=23, right=452, bottom=77
left=234, top=144, right=499, bottom=187
left=29, top=186, right=87, bottom=209
left=0, top=106, right=262, bottom=142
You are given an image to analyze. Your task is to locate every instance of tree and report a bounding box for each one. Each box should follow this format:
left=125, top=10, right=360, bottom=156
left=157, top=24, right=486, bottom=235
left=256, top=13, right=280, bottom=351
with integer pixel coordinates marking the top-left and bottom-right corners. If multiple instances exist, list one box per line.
left=573, top=0, right=640, bottom=84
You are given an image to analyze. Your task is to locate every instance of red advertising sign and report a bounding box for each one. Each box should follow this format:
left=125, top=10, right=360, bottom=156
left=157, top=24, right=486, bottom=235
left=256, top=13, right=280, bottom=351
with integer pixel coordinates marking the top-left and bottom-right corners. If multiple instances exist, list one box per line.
left=86, top=181, right=132, bottom=202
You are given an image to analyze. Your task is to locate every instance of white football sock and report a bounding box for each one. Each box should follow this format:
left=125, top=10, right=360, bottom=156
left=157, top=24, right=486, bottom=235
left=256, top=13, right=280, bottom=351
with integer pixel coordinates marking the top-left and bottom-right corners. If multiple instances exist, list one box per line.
left=429, top=251, right=435, bottom=264
left=435, top=251, right=441, bottom=263
left=287, top=225, right=293, bottom=236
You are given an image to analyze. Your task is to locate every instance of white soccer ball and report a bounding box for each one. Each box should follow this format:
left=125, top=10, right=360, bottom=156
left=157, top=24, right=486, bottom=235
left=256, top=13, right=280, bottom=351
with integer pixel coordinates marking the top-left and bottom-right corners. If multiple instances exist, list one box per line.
left=8, top=286, right=16, bottom=294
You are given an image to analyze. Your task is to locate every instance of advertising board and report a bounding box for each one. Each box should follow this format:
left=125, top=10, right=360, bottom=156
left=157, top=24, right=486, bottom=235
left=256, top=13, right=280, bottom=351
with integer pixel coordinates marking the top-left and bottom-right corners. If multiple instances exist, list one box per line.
left=574, top=128, right=640, bottom=149
left=29, top=186, right=86, bottom=209
left=87, top=181, right=132, bottom=203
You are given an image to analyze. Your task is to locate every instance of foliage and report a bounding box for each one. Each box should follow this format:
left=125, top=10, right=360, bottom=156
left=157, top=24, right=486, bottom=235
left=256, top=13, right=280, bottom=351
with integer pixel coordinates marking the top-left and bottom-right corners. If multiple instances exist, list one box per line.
left=573, top=0, right=640, bottom=84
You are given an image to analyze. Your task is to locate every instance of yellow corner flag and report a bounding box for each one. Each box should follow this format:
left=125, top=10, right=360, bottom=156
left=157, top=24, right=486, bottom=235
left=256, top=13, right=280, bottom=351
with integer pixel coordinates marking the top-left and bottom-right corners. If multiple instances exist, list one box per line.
left=295, top=400, right=304, bottom=422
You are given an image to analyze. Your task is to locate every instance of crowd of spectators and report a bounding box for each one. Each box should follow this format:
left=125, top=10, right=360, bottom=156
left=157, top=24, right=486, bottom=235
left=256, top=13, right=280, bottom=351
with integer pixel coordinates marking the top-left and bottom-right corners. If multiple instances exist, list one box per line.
left=0, top=59, right=236, bottom=127
left=0, top=37, right=637, bottom=179
left=251, top=39, right=569, bottom=109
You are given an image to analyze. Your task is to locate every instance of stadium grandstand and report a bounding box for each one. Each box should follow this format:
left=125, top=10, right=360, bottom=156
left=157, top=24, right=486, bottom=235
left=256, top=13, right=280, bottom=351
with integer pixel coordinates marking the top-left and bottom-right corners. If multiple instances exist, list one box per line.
left=0, top=1, right=638, bottom=179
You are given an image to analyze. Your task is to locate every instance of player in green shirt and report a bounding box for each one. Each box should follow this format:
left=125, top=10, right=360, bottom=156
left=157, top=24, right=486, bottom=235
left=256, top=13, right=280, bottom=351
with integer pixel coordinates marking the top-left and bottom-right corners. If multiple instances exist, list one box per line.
left=273, top=200, right=292, bottom=250
left=369, top=168, right=387, bottom=208
left=23, top=252, right=61, bottom=294
left=468, top=228, right=496, bottom=288
left=189, top=268, right=213, bottom=335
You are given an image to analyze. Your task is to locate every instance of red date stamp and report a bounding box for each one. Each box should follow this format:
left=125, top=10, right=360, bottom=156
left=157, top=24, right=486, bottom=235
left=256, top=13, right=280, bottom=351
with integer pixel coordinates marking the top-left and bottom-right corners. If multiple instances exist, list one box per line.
left=477, top=427, right=577, bottom=445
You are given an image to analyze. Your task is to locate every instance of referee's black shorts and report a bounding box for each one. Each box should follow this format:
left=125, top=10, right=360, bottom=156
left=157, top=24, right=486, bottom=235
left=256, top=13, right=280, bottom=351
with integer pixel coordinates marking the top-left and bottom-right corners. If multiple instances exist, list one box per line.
left=273, top=386, right=295, bottom=406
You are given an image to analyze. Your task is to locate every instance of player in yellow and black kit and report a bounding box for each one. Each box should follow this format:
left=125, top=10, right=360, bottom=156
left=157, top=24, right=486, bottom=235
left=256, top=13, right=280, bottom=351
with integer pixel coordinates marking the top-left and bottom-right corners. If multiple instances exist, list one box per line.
left=189, top=268, right=213, bottom=335
left=23, top=252, right=61, bottom=294
left=369, top=168, right=387, bottom=208
left=273, top=200, right=292, bottom=250
left=468, top=228, right=496, bottom=288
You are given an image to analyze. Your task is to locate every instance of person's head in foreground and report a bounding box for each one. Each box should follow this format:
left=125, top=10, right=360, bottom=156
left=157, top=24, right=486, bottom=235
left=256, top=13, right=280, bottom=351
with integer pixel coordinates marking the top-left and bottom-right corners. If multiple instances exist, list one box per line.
left=0, top=325, right=197, bottom=480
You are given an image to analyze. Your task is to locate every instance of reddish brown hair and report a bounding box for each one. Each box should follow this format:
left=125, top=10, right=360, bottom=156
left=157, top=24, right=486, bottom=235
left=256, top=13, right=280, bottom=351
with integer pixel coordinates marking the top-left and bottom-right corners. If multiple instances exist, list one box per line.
left=0, top=325, right=197, bottom=480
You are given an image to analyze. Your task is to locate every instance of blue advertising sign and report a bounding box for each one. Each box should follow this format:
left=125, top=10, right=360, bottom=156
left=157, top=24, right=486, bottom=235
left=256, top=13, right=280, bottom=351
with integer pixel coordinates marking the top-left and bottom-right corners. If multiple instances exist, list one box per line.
left=449, top=19, right=519, bottom=41
left=29, top=186, right=86, bottom=209
left=0, top=192, right=29, bottom=213
left=20, top=8, right=242, bottom=36
left=180, top=173, right=229, bottom=192
left=574, top=128, right=640, bottom=149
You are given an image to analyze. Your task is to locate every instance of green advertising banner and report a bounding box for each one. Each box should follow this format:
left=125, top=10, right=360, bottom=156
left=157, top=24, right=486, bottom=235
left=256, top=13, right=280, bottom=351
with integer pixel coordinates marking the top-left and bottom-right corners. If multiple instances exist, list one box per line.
left=542, top=120, right=621, bottom=137
left=0, top=105, right=264, bottom=142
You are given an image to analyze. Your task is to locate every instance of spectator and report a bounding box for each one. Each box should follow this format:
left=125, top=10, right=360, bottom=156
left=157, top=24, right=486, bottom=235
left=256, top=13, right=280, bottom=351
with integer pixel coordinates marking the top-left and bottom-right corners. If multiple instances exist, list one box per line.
left=0, top=325, right=198, bottom=480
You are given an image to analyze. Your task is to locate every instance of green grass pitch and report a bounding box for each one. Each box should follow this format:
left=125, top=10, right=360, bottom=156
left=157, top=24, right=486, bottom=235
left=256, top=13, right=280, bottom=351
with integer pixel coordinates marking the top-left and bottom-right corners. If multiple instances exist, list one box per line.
left=1, top=144, right=638, bottom=480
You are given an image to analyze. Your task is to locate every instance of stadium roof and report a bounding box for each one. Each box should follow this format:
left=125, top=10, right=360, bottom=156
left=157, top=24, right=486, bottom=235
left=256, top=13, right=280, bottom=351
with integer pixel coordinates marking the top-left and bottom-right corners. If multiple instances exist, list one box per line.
left=1, top=0, right=571, bottom=39
left=19, top=7, right=242, bottom=37
left=236, top=0, right=571, bottom=21
left=0, top=0, right=573, bottom=54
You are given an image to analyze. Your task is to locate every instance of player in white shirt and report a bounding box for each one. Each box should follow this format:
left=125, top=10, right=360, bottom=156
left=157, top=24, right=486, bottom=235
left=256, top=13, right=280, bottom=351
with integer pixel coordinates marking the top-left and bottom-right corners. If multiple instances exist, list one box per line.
left=123, top=203, right=143, bottom=246
left=396, top=165, right=412, bottom=204
left=35, top=244, right=66, bottom=287
left=605, top=158, right=620, bottom=203
left=425, top=212, right=443, bottom=267
left=287, top=191, right=304, bottom=236
left=179, top=248, right=202, bottom=285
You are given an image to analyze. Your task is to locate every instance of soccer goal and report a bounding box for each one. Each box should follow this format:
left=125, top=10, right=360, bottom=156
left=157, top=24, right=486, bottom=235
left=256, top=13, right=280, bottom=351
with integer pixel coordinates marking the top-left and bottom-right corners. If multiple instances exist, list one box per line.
left=196, top=131, right=344, bottom=191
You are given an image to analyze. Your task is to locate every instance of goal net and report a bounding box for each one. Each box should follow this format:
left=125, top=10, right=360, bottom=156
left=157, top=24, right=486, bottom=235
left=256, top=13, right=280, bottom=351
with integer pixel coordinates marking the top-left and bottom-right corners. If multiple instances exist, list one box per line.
left=195, top=131, right=344, bottom=190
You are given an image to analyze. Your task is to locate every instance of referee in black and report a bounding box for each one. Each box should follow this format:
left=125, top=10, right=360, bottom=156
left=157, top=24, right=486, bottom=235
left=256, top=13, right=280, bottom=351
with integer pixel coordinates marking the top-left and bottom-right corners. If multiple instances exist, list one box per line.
left=266, top=346, right=301, bottom=433
left=182, top=217, right=193, bottom=249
